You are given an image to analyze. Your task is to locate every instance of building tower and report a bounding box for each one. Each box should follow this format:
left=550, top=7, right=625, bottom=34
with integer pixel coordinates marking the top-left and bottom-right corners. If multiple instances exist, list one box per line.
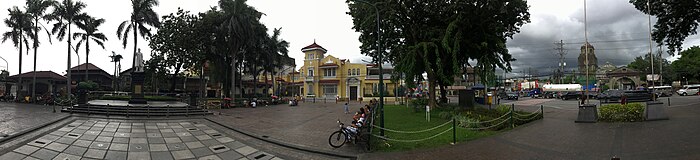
left=578, top=42, right=598, bottom=74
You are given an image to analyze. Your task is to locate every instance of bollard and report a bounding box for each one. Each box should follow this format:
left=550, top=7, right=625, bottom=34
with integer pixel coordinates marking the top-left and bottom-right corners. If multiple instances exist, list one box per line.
left=510, top=104, right=515, bottom=128
left=88, top=103, right=91, bottom=116
left=541, top=105, right=544, bottom=119
left=147, top=104, right=150, bottom=118
left=186, top=105, right=189, bottom=117
left=452, top=118, right=456, bottom=144
left=167, top=105, right=170, bottom=118
left=324, top=98, right=326, bottom=103
left=668, top=97, right=670, bottom=106
left=314, top=97, right=316, bottom=103
left=126, top=105, right=130, bottom=118
left=106, top=104, right=110, bottom=117
left=53, top=104, right=56, bottom=113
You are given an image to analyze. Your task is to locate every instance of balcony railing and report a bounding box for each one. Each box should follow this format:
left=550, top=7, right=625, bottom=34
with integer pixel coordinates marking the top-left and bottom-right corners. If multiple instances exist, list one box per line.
left=305, top=76, right=315, bottom=82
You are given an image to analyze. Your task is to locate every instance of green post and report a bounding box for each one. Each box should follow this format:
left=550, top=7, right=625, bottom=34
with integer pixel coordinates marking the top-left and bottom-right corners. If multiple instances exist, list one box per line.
left=510, top=104, right=514, bottom=128
left=452, top=118, right=456, bottom=144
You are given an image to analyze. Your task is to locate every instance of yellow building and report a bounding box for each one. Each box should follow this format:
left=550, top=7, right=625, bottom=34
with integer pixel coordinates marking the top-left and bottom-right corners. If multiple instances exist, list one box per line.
left=293, top=42, right=396, bottom=100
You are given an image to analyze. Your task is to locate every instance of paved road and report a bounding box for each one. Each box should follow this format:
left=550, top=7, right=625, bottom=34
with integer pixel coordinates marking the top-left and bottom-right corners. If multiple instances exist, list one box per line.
left=364, top=96, right=700, bottom=160
left=0, top=102, right=68, bottom=136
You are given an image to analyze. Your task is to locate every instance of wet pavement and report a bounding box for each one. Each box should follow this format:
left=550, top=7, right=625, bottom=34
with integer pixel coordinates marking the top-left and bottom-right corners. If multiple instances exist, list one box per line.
left=0, top=102, right=68, bottom=137
left=0, top=118, right=282, bottom=160
left=210, top=101, right=368, bottom=155
left=363, top=96, right=700, bottom=160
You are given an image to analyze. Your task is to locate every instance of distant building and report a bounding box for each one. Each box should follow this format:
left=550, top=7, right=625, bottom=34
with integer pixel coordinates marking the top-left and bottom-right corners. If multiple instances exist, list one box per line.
left=578, top=42, right=598, bottom=74
left=8, top=71, right=67, bottom=97
left=69, top=63, right=114, bottom=90
left=291, top=41, right=396, bottom=100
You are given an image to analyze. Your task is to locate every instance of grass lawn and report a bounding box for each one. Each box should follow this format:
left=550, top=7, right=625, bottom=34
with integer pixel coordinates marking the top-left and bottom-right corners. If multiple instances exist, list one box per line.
left=371, top=105, right=500, bottom=152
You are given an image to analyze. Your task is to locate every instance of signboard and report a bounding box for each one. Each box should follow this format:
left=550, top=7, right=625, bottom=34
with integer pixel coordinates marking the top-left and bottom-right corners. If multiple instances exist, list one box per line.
left=646, top=74, right=660, bottom=81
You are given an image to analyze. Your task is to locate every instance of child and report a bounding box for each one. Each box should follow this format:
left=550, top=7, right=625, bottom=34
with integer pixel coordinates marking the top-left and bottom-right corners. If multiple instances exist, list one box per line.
left=344, top=103, right=349, bottom=114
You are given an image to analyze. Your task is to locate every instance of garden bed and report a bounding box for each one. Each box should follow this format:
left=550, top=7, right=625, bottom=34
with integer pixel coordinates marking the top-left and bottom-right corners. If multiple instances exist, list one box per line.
left=598, top=103, right=645, bottom=122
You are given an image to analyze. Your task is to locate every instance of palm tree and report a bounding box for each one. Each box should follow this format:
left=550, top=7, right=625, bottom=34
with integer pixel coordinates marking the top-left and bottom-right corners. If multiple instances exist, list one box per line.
left=47, top=0, right=88, bottom=97
left=218, top=0, right=263, bottom=98
left=2, top=6, right=32, bottom=99
left=117, top=0, right=160, bottom=68
left=109, top=52, right=123, bottom=90
left=26, top=0, right=56, bottom=102
left=74, top=16, right=107, bottom=81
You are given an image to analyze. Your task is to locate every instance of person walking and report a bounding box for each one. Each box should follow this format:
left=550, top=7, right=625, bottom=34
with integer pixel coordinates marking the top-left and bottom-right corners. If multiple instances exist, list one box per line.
left=344, top=103, right=349, bottom=114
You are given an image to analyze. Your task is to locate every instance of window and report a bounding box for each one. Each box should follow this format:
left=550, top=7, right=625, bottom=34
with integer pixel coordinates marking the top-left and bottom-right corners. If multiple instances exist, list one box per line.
left=309, top=53, right=314, bottom=60
left=324, top=68, right=336, bottom=77
left=348, top=69, right=351, bottom=76
left=323, top=85, right=337, bottom=95
left=308, top=69, right=313, bottom=76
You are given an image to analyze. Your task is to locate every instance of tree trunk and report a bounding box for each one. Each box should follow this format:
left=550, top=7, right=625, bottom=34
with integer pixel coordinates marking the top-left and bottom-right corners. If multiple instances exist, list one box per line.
left=85, top=40, right=89, bottom=81
left=440, top=84, right=447, bottom=103
left=427, top=74, right=437, bottom=108
left=238, top=62, right=243, bottom=99
left=66, top=25, right=72, bottom=98
left=132, top=23, right=138, bottom=68
left=170, top=64, right=181, bottom=92
left=17, top=29, right=23, bottom=100
left=230, top=55, right=235, bottom=99
left=32, top=18, right=38, bottom=103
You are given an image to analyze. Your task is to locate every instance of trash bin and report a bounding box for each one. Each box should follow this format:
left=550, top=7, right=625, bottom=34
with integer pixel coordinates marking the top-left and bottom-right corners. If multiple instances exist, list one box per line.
left=487, top=95, right=493, bottom=105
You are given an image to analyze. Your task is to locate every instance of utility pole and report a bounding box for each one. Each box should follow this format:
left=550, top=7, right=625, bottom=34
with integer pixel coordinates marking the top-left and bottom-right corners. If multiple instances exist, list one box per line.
left=658, top=45, right=663, bottom=85
left=647, top=0, right=656, bottom=101
left=554, top=40, right=567, bottom=84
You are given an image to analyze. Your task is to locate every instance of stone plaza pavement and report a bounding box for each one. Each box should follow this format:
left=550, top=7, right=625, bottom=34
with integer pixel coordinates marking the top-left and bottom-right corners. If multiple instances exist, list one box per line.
left=0, top=103, right=69, bottom=138
left=0, top=118, right=283, bottom=160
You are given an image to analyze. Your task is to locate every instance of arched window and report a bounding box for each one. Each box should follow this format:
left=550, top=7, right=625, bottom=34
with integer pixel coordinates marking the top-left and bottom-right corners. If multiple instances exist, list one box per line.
left=348, top=69, right=351, bottom=76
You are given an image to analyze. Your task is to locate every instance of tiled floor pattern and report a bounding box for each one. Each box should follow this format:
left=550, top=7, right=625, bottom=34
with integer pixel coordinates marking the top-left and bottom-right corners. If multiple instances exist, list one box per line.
left=0, top=119, right=282, bottom=160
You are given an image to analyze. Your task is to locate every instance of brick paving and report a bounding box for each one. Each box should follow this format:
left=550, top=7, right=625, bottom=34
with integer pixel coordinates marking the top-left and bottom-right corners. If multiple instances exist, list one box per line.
left=0, top=119, right=281, bottom=160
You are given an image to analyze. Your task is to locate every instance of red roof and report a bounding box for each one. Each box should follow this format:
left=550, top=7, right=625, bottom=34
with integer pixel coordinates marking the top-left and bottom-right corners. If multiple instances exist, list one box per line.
left=70, top=63, right=106, bottom=71
left=9, top=71, right=66, bottom=80
left=301, top=42, right=327, bottom=52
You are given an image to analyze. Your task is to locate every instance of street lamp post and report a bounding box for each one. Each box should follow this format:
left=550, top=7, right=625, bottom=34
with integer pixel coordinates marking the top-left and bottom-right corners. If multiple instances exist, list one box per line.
left=354, top=0, right=384, bottom=136
left=0, top=56, right=8, bottom=72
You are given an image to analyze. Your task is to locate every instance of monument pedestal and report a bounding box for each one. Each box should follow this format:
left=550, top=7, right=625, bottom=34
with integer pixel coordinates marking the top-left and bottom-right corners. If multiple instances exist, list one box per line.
left=128, top=72, right=147, bottom=104
left=575, top=104, right=597, bottom=123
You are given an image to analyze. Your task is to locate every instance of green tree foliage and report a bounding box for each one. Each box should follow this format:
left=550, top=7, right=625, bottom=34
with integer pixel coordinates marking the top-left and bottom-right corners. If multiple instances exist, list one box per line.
left=671, top=46, right=700, bottom=83
left=629, top=0, right=700, bottom=55
left=149, top=8, right=206, bottom=92
left=626, top=53, right=672, bottom=82
left=347, top=0, right=530, bottom=107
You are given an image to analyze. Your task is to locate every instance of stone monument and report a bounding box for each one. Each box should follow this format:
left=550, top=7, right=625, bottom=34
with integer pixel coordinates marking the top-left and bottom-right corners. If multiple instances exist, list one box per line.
left=129, top=49, right=147, bottom=104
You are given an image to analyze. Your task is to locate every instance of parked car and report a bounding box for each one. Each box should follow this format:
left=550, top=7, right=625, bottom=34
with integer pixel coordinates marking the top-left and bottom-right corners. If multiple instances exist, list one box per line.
left=561, top=92, right=582, bottom=100
left=677, top=85, right=700, bottom=96
left=624, top=90, right=653, bottom=102
left=529, top=88, right=543, bottom=98
left=500, top=92, right=519, bottom=100
left=599, top=90, right=624, bottom=103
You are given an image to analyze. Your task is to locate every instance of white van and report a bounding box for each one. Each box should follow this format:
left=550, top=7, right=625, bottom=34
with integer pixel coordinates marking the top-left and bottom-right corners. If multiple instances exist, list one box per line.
left=677, top=85, right=700, bottom=96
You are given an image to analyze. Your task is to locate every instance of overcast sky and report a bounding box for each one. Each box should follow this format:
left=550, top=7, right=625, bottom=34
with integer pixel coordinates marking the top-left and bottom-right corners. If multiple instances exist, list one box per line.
left=1, top=0, right=699, bottom=78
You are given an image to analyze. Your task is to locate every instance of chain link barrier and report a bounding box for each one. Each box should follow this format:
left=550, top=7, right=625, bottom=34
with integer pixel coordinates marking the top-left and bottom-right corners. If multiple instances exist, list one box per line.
left=464, top=117, right=512, bottom=130
left=371, top=119, right=453, bottom=134
left=371, top=126, right=454, bottom=143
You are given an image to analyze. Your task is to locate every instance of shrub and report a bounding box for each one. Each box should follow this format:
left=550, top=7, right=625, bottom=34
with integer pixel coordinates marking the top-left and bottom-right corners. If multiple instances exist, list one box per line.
left=77, top=81, right=99, bottom=91
left=599, top=103, right=645, bottom=122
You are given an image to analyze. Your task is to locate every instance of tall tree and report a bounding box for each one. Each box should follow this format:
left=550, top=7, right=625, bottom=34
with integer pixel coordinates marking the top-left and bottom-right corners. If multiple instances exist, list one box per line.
left=218, top=0, right=263, bottom=98
left=629, top=0, right=700, bottom=55
left=347, top=0, right=530, bottom=108
left=117, top=0, right=160, bottom=68
left=671, top=46, right=700, bottom=83
left=626, top=53, right=672, bottom=82
left=47, top=0, right=88, bottom=96
left=74, top=16, right=108, bottom=81
left=149, top=8, right=204, bottom=92
left=2, top=6, right=32, bottom=98
left=26, top=0, right=55, bottom=102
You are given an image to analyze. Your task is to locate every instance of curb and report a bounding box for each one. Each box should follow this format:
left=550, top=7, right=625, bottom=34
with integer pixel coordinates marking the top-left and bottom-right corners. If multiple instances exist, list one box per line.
left=205, top=118, right=358, bottom=160
left=0, top=114, right=71, bottom=144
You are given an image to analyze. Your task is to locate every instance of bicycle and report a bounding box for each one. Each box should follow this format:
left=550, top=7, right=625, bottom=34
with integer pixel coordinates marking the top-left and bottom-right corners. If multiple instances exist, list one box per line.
left=328, top=120, right=369, bottom=148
